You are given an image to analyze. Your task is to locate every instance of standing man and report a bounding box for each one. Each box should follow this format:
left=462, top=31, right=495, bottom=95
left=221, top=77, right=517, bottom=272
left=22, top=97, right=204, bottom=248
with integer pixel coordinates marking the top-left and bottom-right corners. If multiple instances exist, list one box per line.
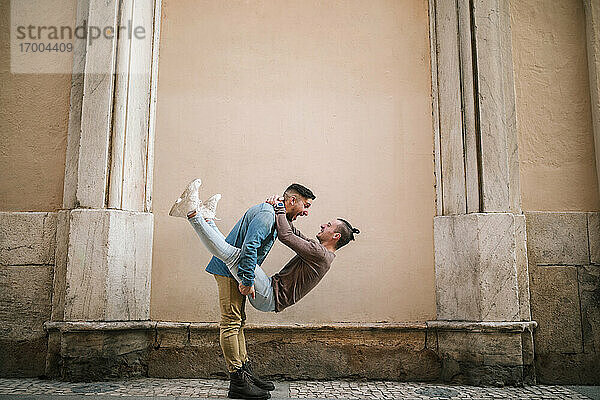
left=205, top=183, right=314, bottom=399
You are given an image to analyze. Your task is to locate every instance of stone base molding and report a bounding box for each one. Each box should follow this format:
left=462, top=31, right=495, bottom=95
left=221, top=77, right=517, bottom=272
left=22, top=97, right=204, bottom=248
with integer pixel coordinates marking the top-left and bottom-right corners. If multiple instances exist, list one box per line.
left=429, top=321, right=537, bottom=386
left=45, top=321, right=155, bottom=381
left=44, top=321, right=535, bottom=385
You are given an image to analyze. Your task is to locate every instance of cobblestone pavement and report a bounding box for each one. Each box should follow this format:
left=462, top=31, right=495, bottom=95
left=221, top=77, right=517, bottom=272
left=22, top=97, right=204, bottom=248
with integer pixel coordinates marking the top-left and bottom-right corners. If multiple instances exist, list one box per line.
left=0, top=378, right=598, bottom=399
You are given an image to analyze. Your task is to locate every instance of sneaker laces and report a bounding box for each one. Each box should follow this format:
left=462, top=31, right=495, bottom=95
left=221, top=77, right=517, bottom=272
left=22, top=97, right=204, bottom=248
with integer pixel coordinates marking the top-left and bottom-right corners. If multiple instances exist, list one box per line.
left=241, top=369, right=255, bottom=384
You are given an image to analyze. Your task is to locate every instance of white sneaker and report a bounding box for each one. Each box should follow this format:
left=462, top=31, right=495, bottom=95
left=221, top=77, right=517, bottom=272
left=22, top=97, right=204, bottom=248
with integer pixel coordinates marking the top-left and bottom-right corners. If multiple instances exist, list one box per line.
left=199, top=193, right=222, bottom=219
left=169, top=178, right=202, bottom=218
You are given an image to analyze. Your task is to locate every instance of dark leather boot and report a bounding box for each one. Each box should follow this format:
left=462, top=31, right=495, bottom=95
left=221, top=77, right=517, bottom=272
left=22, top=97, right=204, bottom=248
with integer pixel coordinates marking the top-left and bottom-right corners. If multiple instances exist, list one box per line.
left=228, top=368, right=271, bottom=399
left=242, top=360, right=275, bottom=391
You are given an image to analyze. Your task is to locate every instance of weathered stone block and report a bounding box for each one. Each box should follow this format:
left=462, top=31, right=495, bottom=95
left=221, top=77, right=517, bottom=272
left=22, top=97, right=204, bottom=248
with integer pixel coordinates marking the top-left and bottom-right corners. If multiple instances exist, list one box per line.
left=251, top=327, right=439, bottom=381
left=589, top=213, right=600, bottom=265
left=578, top=266, right=600, bottom=355
left=437, top=331, right=523, bottom=366
left=189, top=323, right=222, bottom=348
left=535, top=352, right=600, bottom=385
left=435, top=215, right=479, bottom=320
left=0, top=265, right=53, bottom=340
left=155, top=322, right=190, bottom=348
left=525, top=212, right=589, bottom=266
left=521, top=329, right=536, bottom=384
left=436, top=330, right=524, bottom=386
left=50, top=210, right=69, bottom=321
left=45, top=331, right=62, bottom=378
left=0, top=265, right=53, bottom=377
left=0, top=337, right=48, bottom=377
left=153, top=324, right=440, bottom=381
left=0, top=212, right=57, bottom=266
left=529, top=266, right=582, bottom=354
left=60, top=329, right=151, bottom=358
left=434, top=213, right=520, bottom=321
left=56, top=209, right=153, bottom=321
left=149, top=346, right=224, bottom=379
left=46, top=328, right=152, bottom=381
left=515, top=214, right=531, bottom=321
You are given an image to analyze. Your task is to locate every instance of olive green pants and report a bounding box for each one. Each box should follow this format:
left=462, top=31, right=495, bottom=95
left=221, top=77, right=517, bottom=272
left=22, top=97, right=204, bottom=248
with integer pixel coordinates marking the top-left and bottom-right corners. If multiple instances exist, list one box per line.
left=214, top=274, right=248, bottom=372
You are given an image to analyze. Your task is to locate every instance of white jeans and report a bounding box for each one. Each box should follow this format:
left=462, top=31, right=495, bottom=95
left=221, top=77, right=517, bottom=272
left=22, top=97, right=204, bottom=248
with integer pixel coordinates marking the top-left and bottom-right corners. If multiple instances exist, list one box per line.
left=188, top=215, right=276, bottom=312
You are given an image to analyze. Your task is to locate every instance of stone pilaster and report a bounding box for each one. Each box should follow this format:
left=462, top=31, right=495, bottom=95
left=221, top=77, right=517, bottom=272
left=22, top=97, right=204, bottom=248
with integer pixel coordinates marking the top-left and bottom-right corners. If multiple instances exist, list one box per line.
left=583, top=0, right=600, bottom=199
left=429, top=0, right=533, bottom=385
left=47, top=0, right=162, bottom=380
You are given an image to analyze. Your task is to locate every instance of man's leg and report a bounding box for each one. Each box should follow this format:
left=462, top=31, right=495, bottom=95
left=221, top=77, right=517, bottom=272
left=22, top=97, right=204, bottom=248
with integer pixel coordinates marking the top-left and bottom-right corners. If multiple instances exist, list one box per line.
left=215, top=274, right=245, bottom=372
left=191, top=215, right=275, bottom=312
left=234, top=283, right=275, bottom=393
left=215, top=275, right=269, bottom=399
left=188, top=213, right=241, bottom=267
left=238, top=295, right=248, bottom=364
left=205, top=217, right=226, bottom=241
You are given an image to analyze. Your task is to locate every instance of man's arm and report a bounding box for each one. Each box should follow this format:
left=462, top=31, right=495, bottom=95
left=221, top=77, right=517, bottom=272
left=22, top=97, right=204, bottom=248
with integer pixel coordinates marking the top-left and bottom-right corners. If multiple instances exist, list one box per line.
left=290, top=223, right=311, bottom=241
left=237, top=210, right=275, bottom=287
left=274, top=204, right=324, bottom=262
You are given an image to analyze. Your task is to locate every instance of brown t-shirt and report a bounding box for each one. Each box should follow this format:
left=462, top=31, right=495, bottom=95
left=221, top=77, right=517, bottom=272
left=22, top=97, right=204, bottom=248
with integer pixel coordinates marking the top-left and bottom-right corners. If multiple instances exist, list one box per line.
left=270, top=207, right=335, bottom=312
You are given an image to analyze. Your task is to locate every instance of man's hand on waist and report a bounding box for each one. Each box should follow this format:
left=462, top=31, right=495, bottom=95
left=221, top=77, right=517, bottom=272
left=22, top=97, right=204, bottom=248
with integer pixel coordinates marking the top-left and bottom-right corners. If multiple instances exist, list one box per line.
left=238, top=283, right=256, bottom=299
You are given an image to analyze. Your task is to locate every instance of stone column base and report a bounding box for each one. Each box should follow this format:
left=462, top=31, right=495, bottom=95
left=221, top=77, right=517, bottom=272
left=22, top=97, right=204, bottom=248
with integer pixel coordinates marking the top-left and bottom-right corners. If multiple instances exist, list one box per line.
left=44, top=321, right=536, bottom=385
left=434, top=213, right=530, bottom=322
left=52, top=209, right=153, bottom=322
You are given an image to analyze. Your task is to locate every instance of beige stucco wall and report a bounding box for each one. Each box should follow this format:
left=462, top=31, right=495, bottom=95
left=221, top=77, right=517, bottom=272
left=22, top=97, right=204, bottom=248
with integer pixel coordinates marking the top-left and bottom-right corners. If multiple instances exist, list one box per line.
left=151, top=0, right=436, bottom=323
left=511, top=0, right=600, bottom=212
left=0, top=0, right=72, bottom=212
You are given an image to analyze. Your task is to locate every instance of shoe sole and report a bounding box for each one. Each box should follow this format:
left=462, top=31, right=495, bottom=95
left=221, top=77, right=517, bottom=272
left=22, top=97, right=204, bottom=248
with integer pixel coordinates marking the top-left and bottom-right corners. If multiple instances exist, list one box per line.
left=228, top=390, right=270, bottom=399
left=253, top=384, right=275, bottom=391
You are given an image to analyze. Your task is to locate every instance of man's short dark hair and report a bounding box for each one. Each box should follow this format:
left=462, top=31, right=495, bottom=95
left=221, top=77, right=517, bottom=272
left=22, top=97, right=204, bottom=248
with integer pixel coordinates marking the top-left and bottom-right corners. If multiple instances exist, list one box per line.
left=335, top=218, right=360, bottom=250
left=284, top=183, right=316, bottom=200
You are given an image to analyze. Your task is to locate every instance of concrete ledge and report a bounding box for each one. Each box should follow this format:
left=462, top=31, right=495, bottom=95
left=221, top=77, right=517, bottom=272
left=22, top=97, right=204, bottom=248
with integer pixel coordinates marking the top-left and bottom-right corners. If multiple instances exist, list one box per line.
left=153, top=323, right=438, bottom=382
left=427, top=321, right=537, bottom=332
left=43, top=321, right=536, bottom=385
left=45, top=321, right=156, bottom=332
left=44, top=321, right=429, bottom=332
left=45, top=320, right=535, bottom=333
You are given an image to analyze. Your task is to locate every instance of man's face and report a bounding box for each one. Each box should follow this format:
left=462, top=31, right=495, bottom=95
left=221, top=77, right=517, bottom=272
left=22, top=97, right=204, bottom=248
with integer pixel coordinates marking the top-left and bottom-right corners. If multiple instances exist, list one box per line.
left=316, top=220, right=340, bottom=244
left=286, top=195, right=312, bottom=221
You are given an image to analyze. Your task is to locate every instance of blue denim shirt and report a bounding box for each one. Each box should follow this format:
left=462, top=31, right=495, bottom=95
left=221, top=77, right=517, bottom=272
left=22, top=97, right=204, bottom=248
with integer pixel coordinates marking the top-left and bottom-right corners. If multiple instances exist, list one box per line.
left=205, top=203, right=277, bottom=286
